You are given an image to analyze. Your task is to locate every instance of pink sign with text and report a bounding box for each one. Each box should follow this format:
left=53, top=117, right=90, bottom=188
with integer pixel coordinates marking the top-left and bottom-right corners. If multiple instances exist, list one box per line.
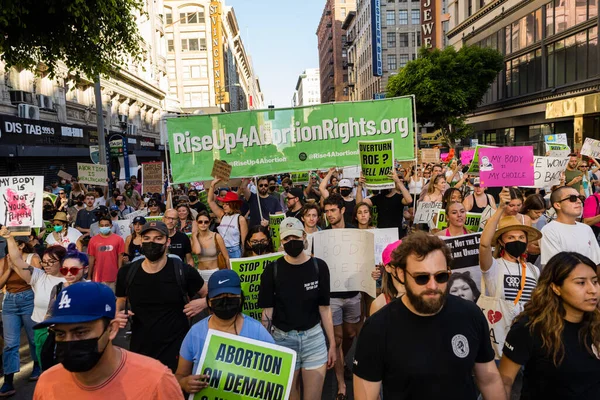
left=461, top=149, right=475, bottom=166
left=479, top=147, right=534, bottom=187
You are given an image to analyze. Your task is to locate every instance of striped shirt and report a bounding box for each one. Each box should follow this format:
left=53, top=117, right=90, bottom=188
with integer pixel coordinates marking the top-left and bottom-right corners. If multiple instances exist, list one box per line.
left=483, top=258, right=539, bottom=303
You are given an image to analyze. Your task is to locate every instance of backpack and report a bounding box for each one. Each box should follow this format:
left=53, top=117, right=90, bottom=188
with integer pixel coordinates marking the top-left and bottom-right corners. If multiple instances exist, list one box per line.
left=124, top=257, right=190, bottom=306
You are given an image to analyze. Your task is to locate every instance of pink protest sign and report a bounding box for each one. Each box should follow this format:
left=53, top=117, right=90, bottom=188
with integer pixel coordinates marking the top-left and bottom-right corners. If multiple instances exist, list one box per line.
left=479, top=147, right=534, bottom=187
left=461, top=149, right=475, bottom=166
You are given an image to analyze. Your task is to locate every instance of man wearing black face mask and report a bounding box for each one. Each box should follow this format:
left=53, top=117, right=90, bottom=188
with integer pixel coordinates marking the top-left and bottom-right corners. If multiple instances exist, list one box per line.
left=115, top=221, right=207, bottom=373
left=187, top=189, right=208, bottom=214
left=33, top=282, right=184, bottom=399
left=67, top=194, right=86, bottom=225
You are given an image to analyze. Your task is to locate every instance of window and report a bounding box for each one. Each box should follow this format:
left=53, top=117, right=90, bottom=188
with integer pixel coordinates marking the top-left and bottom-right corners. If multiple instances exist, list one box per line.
left=399, top=10, right=408, bottom=25
left=189, top=38, right=199, bottom=51
left=178, top=8, right=205, bottom=24
left=387, top=54, right=397, bottom=70
left=181, top=39, right=187, bottom=51
left=342, top=49, right=347, bottom=57
left=166, top=13, right=172, bottom=24
left=411, top=10, right=420, bottom=25
left=167, top=40, right=174, bottom=52
left=400, top=54, right=409, bottom=67
left=386, top=10, right=395, bottom=25
left=341, top=7, right=347, bottom=18
left=387, top=32, right=397, bottom=47
left=399, top=33, right=409, bottom=47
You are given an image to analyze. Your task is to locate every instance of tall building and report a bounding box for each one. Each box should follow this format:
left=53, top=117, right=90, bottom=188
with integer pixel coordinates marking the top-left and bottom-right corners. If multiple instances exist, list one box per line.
left=317, top=0, right=357, bottom=103
left=164, top=0, right=263, bottom=113
left=448, top=0, right=599, bottom=153
left=294, top=69, right=321, bottom=106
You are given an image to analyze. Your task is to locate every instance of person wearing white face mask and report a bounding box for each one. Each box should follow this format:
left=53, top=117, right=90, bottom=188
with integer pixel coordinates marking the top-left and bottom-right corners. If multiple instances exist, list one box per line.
left=87, top=216, right=125, bottom=292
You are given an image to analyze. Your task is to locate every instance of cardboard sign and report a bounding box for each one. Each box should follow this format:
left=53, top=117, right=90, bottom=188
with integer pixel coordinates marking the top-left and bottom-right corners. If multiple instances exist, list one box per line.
left=312, top=229, right=376, bottom=298
left=478, top=146, right=534, bottom=187
left=342, top=166, right=361, bottom=181
left=413, top=201, right=443, bottom=225
left=442, top=232, right=483, bottom=291
left=191, top=330, right=296, bottom=400
left=211, top=159, right=233, bottom=182
left=420, top=149, right=440, bottom=164
left=437, top=210, right=482, bottom=232
left=460, top=149, right=475, bottom=166
left=77, top=163, right=108, bottom=185
left=0, top=176, right=43, bottom=228
left=230, top=252, right=284, bottom=321
left=581, top=137, right=600, bottom=159
left=524, top=156, right=569, bottom=189
left=359, top=139, right=395, bottom=189
left=141, top=162, right=164, bottom=194
left=269, top=214, right=286, bottom=251
left=57, top=170, right=73, bottom=181
left=373, top=228, right=399, bottom=265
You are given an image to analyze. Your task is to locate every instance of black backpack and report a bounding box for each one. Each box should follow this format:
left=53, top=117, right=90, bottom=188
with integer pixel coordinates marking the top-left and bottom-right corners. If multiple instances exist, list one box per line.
left=124, top=257, right=190, bottom=306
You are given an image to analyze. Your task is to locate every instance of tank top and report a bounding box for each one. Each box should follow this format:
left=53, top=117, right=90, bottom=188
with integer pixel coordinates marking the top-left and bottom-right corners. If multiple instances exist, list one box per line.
left=198, top=232, right=218, bottom=262
left=408, top=177, right=424, bottom=195
left=470, top=193, right=490, bottom=213
left=5, top=254, right=34, bottom=293
left=128, top=237, right=142, bottom=258
left=445, top=228, right=468, bottom=236
left=217, top=214, right=241, bottom=248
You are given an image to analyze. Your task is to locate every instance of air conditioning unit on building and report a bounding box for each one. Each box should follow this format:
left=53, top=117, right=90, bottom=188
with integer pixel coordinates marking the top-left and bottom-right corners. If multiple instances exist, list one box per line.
left=118, top=114, right=129, bottom=124
left=37, top=94, right=54, bottom=111
left=127, top=124, right=138, bottom=136
left=18, top=104, right=40, bottom=120
left=9, top=90, right=34, bottom=105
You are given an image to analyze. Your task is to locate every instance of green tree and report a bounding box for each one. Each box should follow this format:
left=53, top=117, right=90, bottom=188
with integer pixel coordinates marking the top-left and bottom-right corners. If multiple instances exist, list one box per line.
left=387, top=45, right=504, bottom=148
left=0, top=0, right=144, bottom=78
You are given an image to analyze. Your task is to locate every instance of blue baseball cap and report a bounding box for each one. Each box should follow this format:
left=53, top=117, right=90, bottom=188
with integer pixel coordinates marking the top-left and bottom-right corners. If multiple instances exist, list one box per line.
left=34, top=282, right=116, bottom=329
left=208, top=270, right=242, bottom=299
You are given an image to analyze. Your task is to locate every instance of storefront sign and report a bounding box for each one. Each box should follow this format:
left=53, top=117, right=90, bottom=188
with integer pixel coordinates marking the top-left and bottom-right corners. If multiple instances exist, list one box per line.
left=0, top=114, right=90, bottom=145
left=370, top=0, right=383, bottom=76
left=61, top=126, right=83, bottom=138
left=421, top=0, right=436, bottom=48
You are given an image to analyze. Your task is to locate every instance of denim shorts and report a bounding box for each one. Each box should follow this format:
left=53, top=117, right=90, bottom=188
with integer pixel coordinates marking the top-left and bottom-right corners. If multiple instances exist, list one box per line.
left=272, top=324, right=328, bottom=371
left=331, top=293, right=362, bottom=326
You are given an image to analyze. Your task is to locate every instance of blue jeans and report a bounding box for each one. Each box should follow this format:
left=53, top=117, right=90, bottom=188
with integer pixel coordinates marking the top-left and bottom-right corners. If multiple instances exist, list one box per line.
left=226, top=245, right=242, bottom=259
left=2, top=290, right=38, bottom=374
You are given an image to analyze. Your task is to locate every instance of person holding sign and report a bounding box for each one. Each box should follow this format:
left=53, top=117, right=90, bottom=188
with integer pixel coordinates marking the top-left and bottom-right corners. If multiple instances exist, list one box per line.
left=564, top=154, right=585, bottom=194
left=258, top=217, right=335, bottom=400
left=209, top=179, right=248, bottom=259
left=175, top=269, right=274, bottom=395
left=242, top=177, right=283, bottom=229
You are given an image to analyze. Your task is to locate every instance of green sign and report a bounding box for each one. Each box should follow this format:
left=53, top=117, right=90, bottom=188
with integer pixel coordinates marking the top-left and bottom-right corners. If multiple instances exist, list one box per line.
left=145, top=216, right=162, bottom=223
left=193, top=330, right=296, bottom=400
left=467, top=145, right=496, bottom=174
left=436, top=210, right=482, bottom=232
left=359, top=139, right=394, bottom=189
left=199, top=190, right=209, bottom=208
left=167, top=97, right=415, bottom=183
left=269, top=214, right=286, bottom=251
left=290, top=172, right=309, bottom=185
left=230, top=252, right=284, bottom=321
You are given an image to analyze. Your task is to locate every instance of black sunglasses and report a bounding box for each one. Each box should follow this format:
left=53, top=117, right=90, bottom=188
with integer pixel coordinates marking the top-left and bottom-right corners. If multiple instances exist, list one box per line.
left=258, top=184, right=269, bottom=188
left=559, top=194, right=585, bottom=203
left=405, top=270, right=451, bottom=286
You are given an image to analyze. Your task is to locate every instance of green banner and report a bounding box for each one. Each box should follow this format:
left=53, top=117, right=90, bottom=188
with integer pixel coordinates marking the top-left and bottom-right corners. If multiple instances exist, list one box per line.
left=359, top=139, right=395, bottom=189
left=436, top=210, right=482, bottom=232
left=269, top=214, right=285, bottom=251
left=167, top=97, right=415, bottom=183
left=467, top=145, right=496, bottom=174
left=193, top=330, right=296, bottom=400
left=198, top=190, right=209, bottom=208
left=230, top=252, right=284, bottom=321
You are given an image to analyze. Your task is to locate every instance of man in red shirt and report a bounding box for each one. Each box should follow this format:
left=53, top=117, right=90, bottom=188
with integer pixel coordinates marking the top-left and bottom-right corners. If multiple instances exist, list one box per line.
left=88, top=216, right=125, bottom=292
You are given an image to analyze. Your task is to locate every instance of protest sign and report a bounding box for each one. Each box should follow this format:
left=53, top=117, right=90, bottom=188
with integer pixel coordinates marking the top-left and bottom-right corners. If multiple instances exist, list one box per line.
left=43, top=192, right=57, bottom=204
left=192, top=330, right=296, bottom=400
left=442, top=232, right=483, bottom=291
left=77, top=163, right=108, bottom=185
left=373, top=228, right=399, bottom=264
left=478, top=205, right=494, bottom=231
left=524, top=156, right=569, bottom=188
left=342, top=166, right=361, bottom=181
left=124, top=209, right=148, bottom=221
left=167, top=97, right=415, bottom=183
left=413, top=201, right=443, bottom=225
left=545, top=133, right=568, bottom=145
left=269, top=214, right=286, bottom=251
left=581, top=137, right=600, bottom=159
left=211, top=159, right=233, bottom=182
left=545, top=142, right=571, bottom=158
left=145, top=216, right=162, bottom=223
left=312, top=229, right=376, bottom=298
left=467, top=145, right=497, bottom=174
left=230, top=253, right=284, bottom=321
left=420, top=149, right=440, bottom=164
left=0, top=176, right=43, bottom=228
left=57, top=170, right=73, bottom=181
left=461, top=149, right=475, bottom=166
left=141, top=162, right=164, bottom=194
left=437, top=210, right=482, bottom=232
left=113, top=220, right=131, bottom=241
left=359, top=139, right=395, bottom=189
left=478, top=146, right=534, bottom=187
left=199, top=191, right=209, bottom=208
left=290, top=172, right=309, bottom=185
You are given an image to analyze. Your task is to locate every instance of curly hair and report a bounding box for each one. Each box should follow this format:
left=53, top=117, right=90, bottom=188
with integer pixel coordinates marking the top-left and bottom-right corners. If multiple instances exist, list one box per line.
left=515, top=251, right=600, bottom=366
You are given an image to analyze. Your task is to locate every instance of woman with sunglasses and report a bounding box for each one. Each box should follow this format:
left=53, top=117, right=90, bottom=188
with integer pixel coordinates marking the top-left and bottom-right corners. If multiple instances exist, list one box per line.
left=147, top=199, right=163, bottom=217
left=208, top=179, right=248, bottom=259
left=499, top=252, right=600, bottom=399
left=192, top=211, right=229, bottom=282
left=243, top=226, right=275, bottom=257
left=45, top=211, right=83, bottom=251
left=370, top=240, right=403, bottom=316
left=45, top=244, right=89, bottom=317
left=53, top=189, right=70, bottom=213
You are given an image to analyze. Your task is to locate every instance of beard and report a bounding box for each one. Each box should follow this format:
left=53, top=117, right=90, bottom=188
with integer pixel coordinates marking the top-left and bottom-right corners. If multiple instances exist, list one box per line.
left=405, top=280, right=446, bottom=314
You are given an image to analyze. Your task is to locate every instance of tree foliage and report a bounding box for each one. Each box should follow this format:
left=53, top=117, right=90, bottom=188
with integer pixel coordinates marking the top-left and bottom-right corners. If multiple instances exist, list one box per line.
left=0, top=0, right=145, bottom=78
left=387, top=45, right=504, bottom=147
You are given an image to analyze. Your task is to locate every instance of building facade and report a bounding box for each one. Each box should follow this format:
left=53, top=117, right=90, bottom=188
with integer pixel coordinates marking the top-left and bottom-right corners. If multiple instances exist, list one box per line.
left=448, top=0, right=599, bottom=154
left=317, top=0, right=357, bottom=102
left=294, top=69, right=321, bottom=106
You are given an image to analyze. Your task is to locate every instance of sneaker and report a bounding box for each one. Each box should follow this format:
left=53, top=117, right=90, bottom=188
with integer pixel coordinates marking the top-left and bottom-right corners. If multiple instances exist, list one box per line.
left=29, top=364, right=41, bottom=381
left=0, top=383, right=15, bottom=397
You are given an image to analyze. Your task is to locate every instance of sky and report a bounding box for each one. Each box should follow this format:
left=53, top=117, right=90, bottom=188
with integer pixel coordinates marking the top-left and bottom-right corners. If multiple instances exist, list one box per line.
left=226, top=0, right=324, bottom=108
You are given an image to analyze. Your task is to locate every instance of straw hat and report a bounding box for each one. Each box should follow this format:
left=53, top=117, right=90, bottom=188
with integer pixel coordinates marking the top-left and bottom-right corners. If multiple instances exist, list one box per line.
left=492, top=215, right=542, bottom=246
left=52, top=212, right=69, bottom=223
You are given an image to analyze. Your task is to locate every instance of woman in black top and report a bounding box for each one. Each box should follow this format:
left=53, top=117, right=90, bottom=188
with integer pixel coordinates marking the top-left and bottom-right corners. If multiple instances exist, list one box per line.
left=124, top=216, right=146, bottom=260
left=258, top=217, right=336, bottom=400
left=499, top=251, right=600, bottom=399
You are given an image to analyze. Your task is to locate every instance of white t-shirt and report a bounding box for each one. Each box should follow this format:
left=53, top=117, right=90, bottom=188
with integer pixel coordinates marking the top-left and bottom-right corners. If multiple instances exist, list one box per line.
left=45, top=228, right=82, bottom=249
left=482, top=258, right=539, bottom=304
left=540, top=221, right=600, bottom=266
left=30, top=268, right=65, bottom=323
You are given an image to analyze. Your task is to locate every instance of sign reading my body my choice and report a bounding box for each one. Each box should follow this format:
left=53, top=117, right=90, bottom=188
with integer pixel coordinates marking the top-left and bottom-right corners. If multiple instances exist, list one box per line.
left=167, top=97, right=416, bottom=183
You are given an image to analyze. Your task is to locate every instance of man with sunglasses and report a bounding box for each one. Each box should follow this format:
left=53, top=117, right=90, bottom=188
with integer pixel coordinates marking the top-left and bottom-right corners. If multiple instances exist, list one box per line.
left=353, top=231, right=503, bottom=400
left=242, top=176, right=283, bottom=228
left=541, top=186, right=600, bottom=268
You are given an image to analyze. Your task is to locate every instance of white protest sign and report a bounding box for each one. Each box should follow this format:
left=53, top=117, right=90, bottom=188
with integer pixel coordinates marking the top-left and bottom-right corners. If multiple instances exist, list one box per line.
left=77, top=163, right=108, bottom=185
left=525, top=156, right=569, bottom=189
left=0, top=176, right=44, bottom=228
left=113, top=220, right=131, bottom=241
left=373, top=228, right=399, bottom=265
left=478, top=205, right=494, bottom=232
left=124, top=209, right=148, bottom=221
left=312, top=229, right=376, bottom=298
left=413, top=201, right=443, bottom=224
left=581, top=138, right=600, bottom=159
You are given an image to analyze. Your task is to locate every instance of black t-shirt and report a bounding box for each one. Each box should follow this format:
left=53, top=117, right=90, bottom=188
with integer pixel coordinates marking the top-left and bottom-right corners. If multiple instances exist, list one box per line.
left=168, top=231, right=192, bottom=261
left=258, top=256, right=330, bottom=332
left=371, top=193, right=405, bottom=235
left=75, top=208, right=97, bottom=229
left=343, top=199, right=356, bottom=226
left=285, top=208, right=302, bottom=219
left=115, top=259, right=204, bottom=372
left=189, top=201, right=208, bottom=214
left=248, top=192, right=282, bottom=227
left=503, top=316, right=600, bottom=400
left=353, top=295, right=494, bottom=400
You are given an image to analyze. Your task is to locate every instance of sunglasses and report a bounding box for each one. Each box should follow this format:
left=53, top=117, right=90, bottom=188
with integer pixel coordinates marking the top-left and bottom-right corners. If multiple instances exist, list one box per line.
left=258, top=184, right=269, bottom=188
left=41, top=259, right=59, bottom=266
left=60, top=267, right=83, bottom=276
left=559, top=194, right=585, bottom=203
left=197, top=220, right=210, bottom=225
left=405, top=270, right=451, bottom=286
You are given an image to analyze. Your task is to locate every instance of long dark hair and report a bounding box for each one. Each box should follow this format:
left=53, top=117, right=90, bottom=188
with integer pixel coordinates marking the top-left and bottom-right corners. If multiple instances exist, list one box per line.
left=42, top=245, right=67, bottom=265
left=447, top=271, right=481, bottom=302
left=243, top=225, right=274, bottom=257
left=353, top=202, right=374, bottom=227
left=521, top=194, right=546, bottom=215
left=516, top=252, right=600, bottom=366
